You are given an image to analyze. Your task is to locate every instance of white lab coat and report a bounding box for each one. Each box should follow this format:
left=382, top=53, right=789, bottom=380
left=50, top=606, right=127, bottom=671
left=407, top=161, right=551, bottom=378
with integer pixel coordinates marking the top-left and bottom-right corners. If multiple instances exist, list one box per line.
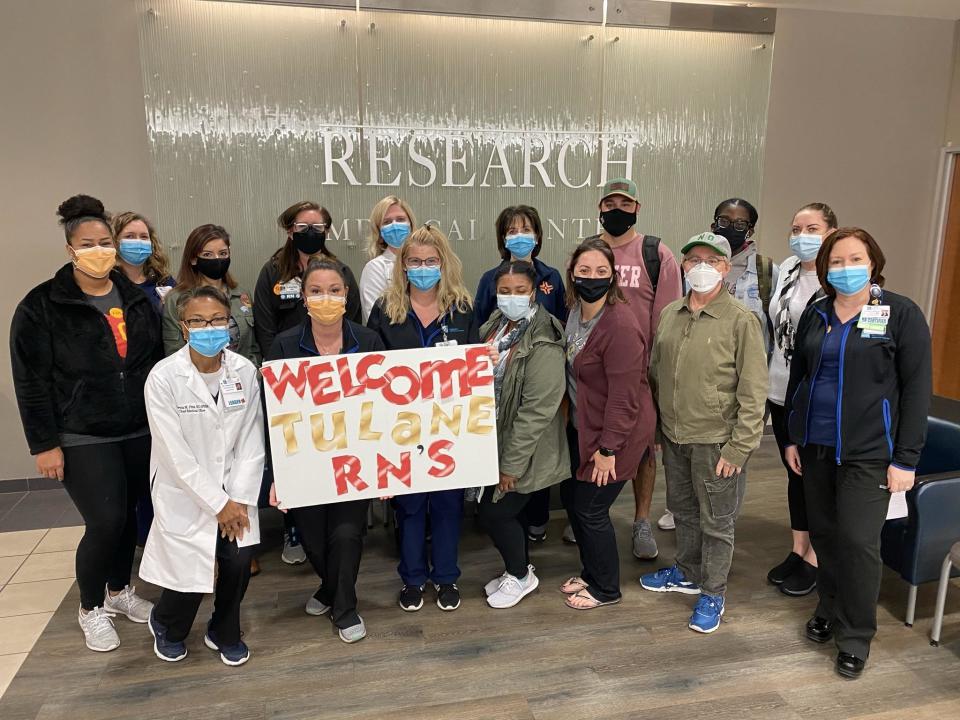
left=139, top=345, right=265, bottom=594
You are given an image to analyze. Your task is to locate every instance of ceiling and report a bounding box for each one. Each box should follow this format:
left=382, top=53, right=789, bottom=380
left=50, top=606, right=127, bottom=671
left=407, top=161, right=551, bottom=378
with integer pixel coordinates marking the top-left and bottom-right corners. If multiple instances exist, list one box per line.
left=656, top=0, right=960, bottom=20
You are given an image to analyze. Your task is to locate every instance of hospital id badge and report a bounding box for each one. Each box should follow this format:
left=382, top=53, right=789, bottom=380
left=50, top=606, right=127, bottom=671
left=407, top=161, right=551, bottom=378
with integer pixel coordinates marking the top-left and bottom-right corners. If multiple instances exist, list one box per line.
left=858, top=304, right=889, bottom=334
left=436, top=340, right=458, bottom=347
left=219, top=376, right=246, bottom=412
left=279, top=278, right=302, bottom=301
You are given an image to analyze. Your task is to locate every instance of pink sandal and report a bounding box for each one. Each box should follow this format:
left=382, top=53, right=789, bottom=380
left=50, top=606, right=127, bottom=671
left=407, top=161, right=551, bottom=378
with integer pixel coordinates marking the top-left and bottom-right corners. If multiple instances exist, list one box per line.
left=560, top=577, right=588, bottom=595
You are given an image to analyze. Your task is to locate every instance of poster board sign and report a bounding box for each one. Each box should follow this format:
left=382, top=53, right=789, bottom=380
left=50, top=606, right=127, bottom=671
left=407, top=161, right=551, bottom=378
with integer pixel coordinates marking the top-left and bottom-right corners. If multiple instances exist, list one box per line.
left=262, top=344, right=499, bottom=508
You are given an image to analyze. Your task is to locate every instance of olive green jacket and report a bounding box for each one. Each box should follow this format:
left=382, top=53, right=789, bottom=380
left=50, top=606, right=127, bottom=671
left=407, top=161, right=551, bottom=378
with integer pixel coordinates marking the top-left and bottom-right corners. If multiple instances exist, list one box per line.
left=649, top=289, right=768, bottom=467
left=161, top=286, right=261, bottom=365
left=480, top=307, right=569, bottom=502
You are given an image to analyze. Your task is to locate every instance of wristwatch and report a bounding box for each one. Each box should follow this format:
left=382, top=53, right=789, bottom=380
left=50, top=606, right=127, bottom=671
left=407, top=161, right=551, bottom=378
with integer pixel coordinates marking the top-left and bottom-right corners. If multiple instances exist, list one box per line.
left=598, top=446, right=616, bottom=457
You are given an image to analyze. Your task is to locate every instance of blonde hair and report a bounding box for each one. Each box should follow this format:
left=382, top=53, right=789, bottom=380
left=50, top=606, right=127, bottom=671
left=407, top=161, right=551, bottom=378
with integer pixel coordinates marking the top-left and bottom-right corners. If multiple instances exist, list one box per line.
left=383, top=225, right=472, bottom=325
left=367, top=196, right=418, bottom=259
left=110, top=211, right=174, bottom=285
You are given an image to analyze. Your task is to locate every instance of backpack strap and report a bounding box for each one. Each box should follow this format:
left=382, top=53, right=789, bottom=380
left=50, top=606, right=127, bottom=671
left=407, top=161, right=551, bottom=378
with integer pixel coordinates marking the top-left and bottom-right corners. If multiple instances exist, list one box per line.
left=642, top=235, right=662, bottom=293
left=757, top=253, right=773, bottom=319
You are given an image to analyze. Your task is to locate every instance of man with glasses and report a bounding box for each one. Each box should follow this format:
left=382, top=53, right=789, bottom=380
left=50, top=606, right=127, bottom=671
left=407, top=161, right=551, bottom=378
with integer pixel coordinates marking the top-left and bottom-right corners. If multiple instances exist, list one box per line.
left=641, top=232, right=767, bottom=634
left=576, top=178, right=682, bottom=559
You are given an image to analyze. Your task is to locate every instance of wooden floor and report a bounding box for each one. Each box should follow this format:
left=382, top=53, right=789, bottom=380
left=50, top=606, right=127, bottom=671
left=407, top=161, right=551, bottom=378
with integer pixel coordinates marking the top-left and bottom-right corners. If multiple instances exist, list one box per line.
left=1, top=436, right=959, bottom=720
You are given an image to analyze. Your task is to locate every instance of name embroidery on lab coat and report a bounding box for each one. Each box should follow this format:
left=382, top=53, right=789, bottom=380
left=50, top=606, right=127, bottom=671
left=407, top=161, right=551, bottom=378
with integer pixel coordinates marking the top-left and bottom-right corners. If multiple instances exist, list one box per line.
left=176, top=403, right=210, bottom=415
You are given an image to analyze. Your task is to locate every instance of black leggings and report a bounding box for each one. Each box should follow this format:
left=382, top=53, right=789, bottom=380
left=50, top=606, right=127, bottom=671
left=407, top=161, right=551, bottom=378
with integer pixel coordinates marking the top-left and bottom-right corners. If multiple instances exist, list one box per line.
left=478, top=488, right=533, bottom=578
left=61, top=435, right=150, bottom=610
left=768, top=401, right=808, bottom=531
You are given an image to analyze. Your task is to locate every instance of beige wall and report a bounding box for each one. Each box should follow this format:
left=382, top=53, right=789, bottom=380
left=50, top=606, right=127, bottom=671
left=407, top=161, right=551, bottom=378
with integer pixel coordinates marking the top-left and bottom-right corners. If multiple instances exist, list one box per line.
left=0, top=3, right=958, bottom=480
left=946, top=22, right=960, bottom=146
left=759, top=9, right=955, bottom=304
left=0, top=0, right=155, bottom=479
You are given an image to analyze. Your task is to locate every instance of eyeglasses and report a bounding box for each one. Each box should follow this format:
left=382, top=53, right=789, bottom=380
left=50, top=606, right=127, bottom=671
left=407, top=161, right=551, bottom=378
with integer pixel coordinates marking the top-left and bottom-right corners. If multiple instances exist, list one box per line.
left=198, top=250, right=230, bottom=260
left=682, top=257, right=724, bottom=269
left=714, top=216, right=752, bottom=232
left=405, top=258, right=441, bottom=269
left=293, top=223, right=327, bottom=233
left=184, top=316, right=230, bottom=329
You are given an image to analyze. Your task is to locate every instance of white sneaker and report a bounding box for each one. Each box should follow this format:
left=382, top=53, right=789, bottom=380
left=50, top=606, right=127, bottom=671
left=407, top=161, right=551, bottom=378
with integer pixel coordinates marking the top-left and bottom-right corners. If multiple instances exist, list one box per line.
left=484, top=571, right=509, bottom=597
left=562, top=524, right=577, bottom=544
left=78, top=606, right=120, bottom=652
left=487, top=568, right=539, bottom=609
left=103, top=585, right=153, bottom=623
left=658, top=510, right=676, bottom=531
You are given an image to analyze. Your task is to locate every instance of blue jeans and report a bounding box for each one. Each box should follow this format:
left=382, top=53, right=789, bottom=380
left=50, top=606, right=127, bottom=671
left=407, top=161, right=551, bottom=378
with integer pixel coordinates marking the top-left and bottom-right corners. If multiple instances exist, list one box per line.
left=394, top=489, right=464, bottom=586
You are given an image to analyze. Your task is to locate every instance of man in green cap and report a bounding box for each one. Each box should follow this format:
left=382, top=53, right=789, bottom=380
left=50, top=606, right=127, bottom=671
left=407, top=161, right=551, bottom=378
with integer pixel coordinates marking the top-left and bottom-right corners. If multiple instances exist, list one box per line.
left=566, top=177, right=682, bottom=560
left=641, top=231, right=767, bottom=634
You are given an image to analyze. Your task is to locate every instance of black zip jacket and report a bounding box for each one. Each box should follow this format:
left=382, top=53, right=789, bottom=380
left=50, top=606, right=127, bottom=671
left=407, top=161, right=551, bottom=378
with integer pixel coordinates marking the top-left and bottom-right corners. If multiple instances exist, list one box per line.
left=10, top=263, right=163, bottom=454
left=266, top=318, right=385, bottom=361
left=784, top=289, right=931, bottom=469
left=366, top=299, right=479, bottom=350
left=253, top=257, right=362, bottom=357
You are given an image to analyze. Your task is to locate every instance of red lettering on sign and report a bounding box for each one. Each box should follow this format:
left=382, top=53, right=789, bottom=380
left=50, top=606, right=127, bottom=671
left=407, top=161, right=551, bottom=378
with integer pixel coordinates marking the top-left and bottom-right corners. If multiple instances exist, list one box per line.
left=306, top=362, right=340, bottom=406
left=381, top=365, right=420, bottom=405
left=427, top=440, right=455, bottom=478
left=262, top=360, right=310, bottom=402
left=332, top=455, right=368, bottom=496
left=355, top=353, right=386, bottom=390
left=377, top=452, right=411, bottom=489
left=336, top=357, right=365, bottom=398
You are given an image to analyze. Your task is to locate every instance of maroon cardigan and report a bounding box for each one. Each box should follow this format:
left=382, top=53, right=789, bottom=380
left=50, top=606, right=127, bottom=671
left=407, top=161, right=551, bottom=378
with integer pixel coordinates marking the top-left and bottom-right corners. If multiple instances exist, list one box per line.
left=572, top=300, right=655, bottom=482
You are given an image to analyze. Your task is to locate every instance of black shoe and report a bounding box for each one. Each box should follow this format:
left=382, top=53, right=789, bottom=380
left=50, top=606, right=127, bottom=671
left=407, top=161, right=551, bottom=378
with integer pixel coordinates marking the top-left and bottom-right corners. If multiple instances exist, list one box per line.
left=767, top=552, right=803, bottom=585
left=836, top=652, right=865, bottom=679
left=781, top=561, right=818, bottom=597
left=398, top=584, right=424, bottom=612
left=805, top=615, right=834, bottom=643
left=435, top=583, right=461, bottom=611
left=527, top=527, right=547, bottom=543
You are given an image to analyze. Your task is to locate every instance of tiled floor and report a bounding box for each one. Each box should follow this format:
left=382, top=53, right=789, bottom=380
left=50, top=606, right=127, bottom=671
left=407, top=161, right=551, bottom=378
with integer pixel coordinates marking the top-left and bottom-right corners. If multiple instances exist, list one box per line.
left=0, top=490, right=83, bottom=533
left=0, top=526, right=83, bottom=698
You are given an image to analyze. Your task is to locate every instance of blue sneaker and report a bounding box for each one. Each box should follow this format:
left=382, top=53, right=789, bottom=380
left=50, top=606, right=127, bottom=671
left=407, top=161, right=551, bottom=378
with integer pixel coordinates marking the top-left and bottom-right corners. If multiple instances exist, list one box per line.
left=204, top=625, right=250, bottom=666
left=639, top=565, right=701, bottom=594
left=148, top=610, right=187, bottom=662
left=689, top=594, right=725, bottom=633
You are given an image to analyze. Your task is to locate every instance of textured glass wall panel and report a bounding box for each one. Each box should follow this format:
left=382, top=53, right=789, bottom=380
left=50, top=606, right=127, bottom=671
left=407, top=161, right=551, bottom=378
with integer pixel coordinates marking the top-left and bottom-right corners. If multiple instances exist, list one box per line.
left=137, top=0, right=771, bottom=293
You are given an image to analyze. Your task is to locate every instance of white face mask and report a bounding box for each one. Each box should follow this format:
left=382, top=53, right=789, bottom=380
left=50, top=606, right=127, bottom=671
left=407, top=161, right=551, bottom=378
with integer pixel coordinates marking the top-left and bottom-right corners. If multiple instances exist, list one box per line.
left=686, top=263, right=723, bottom=293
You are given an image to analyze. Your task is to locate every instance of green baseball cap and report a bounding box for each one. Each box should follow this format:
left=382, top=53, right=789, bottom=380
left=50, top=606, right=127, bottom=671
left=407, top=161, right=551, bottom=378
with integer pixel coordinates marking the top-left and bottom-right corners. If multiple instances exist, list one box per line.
left=681, top=231, right=731, bottom=258
left=600, top=177, right=639, bottom=203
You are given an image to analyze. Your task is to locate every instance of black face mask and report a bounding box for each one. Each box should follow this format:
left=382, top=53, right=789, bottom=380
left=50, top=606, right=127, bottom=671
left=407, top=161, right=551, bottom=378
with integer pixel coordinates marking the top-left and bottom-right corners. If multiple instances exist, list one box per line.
left=599, top=208, right=637, bottom=237
left=713, top=225, right=750, bottom=252
left=293, top=228, right=327, bottom=256
left=195, top=257, right=231, bottom=281
left=573, top=276, right=612, bottom=303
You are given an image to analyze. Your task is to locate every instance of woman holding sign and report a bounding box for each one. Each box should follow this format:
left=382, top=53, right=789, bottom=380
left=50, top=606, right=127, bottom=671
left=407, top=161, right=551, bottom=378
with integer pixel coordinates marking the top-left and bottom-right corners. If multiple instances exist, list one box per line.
left=559, top=238, right=654, bottom=610
left=367, top=225, right=478, bottom=613
left=266, top=258, right=386, bottom=644
left=478, top=261, right=569, bottom=609
left=783, top=228, right=930, bottom=679
left=140, top=286, right=264, bottom=666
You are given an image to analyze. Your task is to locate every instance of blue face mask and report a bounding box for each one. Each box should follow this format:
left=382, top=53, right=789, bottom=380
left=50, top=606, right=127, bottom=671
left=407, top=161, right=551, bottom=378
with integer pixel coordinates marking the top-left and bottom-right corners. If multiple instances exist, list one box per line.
left=187, top=327, right=231, bottom=357
left=407, top=266, right=441, bottom=291
left=789, top=234, right=822, bottom=262
left=827, top=265, right=870, bottom=296
left=504, top=233, right=536, bottom=259
left=381, top=222, right=410, bottom=249
left=118, top=239, right=153, bottom=266
left=497, top=293, right=533, bottom=321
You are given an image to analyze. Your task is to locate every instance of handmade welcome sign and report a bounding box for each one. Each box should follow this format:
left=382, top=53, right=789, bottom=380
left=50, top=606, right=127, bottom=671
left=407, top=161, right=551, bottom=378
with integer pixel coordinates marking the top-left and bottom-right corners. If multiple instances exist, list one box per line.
left=262, top=345, right=499, bottom=508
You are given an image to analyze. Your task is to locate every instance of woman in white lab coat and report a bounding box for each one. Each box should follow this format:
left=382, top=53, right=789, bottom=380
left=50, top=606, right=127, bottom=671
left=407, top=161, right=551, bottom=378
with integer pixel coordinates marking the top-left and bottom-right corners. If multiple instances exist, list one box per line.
left=140, top=285, right=265, bottom=667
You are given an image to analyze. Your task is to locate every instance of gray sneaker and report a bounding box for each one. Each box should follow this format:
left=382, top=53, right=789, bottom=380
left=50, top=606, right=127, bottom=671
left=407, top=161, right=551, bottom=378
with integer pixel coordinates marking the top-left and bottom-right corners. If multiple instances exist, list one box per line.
left=103, top=585, right=153, bottom=623
left=561, top=524, right=577, bottom=544
left=632, top=519, right=659, bottom=560
left=78, top=606, right=120, bottom=652
left=338, top=616, right=367, bottom=643
left=305, top=595, right=331, bottom=616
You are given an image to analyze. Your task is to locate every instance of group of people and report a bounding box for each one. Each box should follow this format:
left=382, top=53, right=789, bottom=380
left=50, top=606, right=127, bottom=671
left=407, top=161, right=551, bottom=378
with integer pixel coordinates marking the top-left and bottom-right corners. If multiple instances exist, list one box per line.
left=9, top=179, right=931, bottom=681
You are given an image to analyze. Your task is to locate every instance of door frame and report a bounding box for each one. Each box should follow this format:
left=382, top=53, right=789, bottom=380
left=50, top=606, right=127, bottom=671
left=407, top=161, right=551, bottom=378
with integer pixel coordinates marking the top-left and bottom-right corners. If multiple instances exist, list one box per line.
left=925, top=147, right=960, bottom=323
